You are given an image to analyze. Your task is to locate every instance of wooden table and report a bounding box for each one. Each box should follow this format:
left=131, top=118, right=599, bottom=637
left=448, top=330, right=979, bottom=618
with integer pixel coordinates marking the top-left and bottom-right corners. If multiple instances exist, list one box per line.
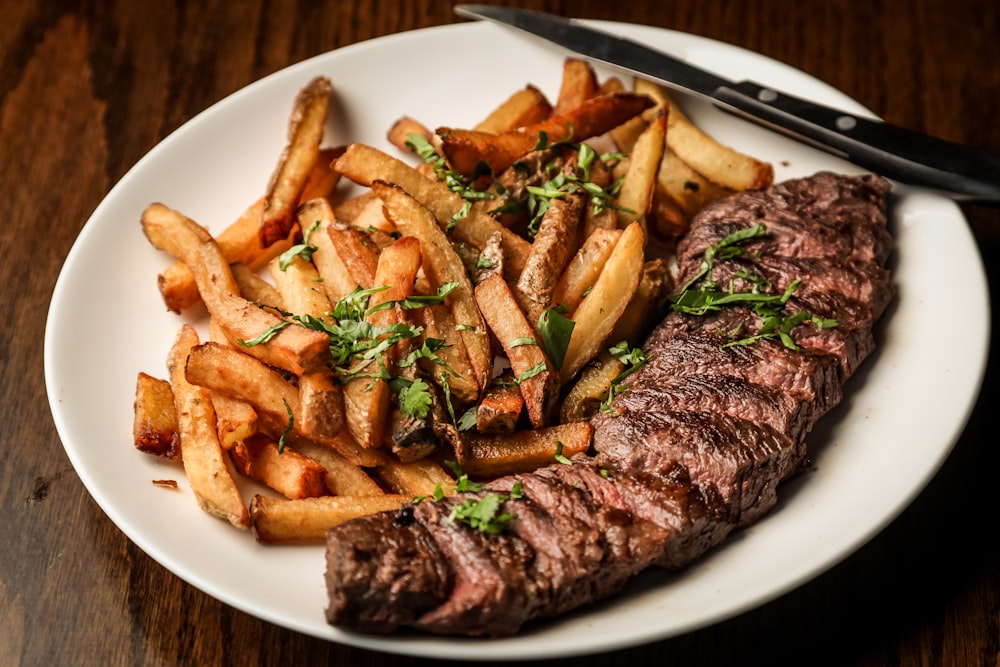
left=4, top=1, right=998, bottom=664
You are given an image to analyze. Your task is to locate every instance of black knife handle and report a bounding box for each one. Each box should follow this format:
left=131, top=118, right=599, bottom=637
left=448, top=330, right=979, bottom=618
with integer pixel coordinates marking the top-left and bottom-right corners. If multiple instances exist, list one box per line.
left=714, top=81, right=1000, bottom=202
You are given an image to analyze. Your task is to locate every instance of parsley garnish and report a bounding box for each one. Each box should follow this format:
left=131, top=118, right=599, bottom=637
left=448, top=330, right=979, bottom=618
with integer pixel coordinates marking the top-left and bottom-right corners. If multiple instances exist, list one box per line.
left=277, top=397, right=294, bottom=453
left=516, top=361, right=547, bottom=383
left=554, top=441, right=572, bottom=465
left=394, top=377, right=433, bottom=419
left=536, top=307, right=575, bottom=370
left=407, top=133, right=494, bottom=231
left=277, top=220, right=322, bottom=270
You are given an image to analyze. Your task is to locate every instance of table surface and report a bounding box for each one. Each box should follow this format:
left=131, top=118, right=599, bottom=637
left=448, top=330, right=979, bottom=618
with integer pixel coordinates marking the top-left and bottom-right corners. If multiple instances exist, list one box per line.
left=4, top=1, right=998, bottom=665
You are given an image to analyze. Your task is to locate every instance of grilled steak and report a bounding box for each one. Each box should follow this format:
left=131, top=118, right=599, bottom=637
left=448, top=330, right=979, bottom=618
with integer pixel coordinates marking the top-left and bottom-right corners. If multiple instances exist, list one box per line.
left=324, top=171, right=893, bottom=637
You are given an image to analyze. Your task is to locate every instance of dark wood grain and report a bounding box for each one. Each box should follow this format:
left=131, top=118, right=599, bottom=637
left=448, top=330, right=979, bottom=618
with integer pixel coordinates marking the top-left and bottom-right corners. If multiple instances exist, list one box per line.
left=3, top=1, right=997, bottom=665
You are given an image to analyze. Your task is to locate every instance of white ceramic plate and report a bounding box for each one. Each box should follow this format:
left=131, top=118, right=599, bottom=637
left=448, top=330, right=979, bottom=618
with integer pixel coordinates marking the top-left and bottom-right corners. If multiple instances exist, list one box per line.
left=45, top=20, right=989, bottom=660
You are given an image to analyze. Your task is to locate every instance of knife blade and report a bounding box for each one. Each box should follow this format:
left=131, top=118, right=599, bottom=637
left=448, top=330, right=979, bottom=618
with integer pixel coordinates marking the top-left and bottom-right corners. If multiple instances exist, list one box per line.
left=455, top=5, right=1000, bottom=203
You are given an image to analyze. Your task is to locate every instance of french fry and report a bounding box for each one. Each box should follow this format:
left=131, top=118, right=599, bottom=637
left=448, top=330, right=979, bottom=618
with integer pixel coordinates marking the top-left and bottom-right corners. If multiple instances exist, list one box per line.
left=167, top=325, right=250, bottom=529
left=406, top=299, right=479, bottom=404
left=634, top=78, right=773, bottom=191
left=133, top=372, right=180, bottom=458
left=610, top=257, right=672, bottom=345
left=259, top=76, right=333, bottom=247
left=142, top=203, right=330, bottom=375
left=436, top=92, right=655, bottom=176
left=461, top=422, right=593, bottom=478
left=387, top=115, right=433, bottom=152
left=616, top=107, right=667, bottom=229
left=229, top=434, right=328, bottom=499
left=231, top=262, right=284, bottom=309
left=474, top=84, right=552, bottom=133
left=341, top=236, right=422, bottom=449
left=327, top=222, right=381, bottom=288
left=656, top=144, right=733, bottom=218
left=299, top=146, right=346, bottom=202
left=289, top=437, right=386, bottom=496
left=333, top=142, right=530, bottom=278
left=372, top=181, right=492, bottom=395
left=476, top=373, right=524, bottom=433
left=560, top=350, right=626, bottom=423
left=375, top=458, right=457, bottom=497
left=514, top=193, right=584, bottom=324
left=250, top=494, right=407, bottom=543
left=550, top=227, right=621, bottom=313
left=601, top=77, right=649, bottom=153
left=208, top=320, right=259, bottom=450
left=560, top=221, right=645, bottom=383
left=300, top=198, right=359, bottom=303
left=475, top=272, right=558, bottom=428
left=553, top=58, right=600, bottom=116
left=297, top=368, right=345, bottom=441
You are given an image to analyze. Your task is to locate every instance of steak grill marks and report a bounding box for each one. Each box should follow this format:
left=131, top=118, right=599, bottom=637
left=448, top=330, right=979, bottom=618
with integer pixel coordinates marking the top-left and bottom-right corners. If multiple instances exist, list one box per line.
left=324, top=171, right=894, bottom=637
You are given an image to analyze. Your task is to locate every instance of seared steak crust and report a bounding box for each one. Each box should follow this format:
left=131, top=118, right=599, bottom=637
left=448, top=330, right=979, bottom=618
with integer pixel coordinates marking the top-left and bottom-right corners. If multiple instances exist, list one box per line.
left=324, top=172, right=894, bottom=637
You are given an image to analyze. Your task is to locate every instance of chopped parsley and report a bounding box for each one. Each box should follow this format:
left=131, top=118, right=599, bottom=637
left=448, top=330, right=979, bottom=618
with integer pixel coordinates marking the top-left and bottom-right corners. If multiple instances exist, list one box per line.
left=277, top=220, right=322, bottom=270
left=670, top=224, right=838, bottom=351
left=599, top=340, right=650, bottom=414
left=536, top=307, right=575, bottom=370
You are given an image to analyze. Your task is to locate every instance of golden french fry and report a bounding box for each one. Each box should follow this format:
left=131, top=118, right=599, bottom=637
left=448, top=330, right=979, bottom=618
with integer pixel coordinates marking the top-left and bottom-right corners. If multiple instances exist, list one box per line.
left=375, top=458, right=457, bottom=498
left=514, top=194, right=584, bottom=324
left=561, top=221, right=645, bottom=383
left=656, top=144, right=734, bottom=217
left=341, top=236, right=421, bottom=449
left=297, top=368, right=345, bottom=441
left=550, top=227, right=622, bottom=313
left=560, top=350, right=626, bottom=424
left=462, top=422, right=593, bottom=478
left=327, top=222, right=381, bottom=289
left=230, top=434, right=328, bottom=499
left=167, top=325, right=250, bottom=529
left=333, top=142, right=530, bottom=278
left=133, top=372, right=180, bottom=458
left=288, top=438, right=386, bottom=496
left=268, top=254, right=332, bottom=320
left=634, top=78, right=773, bottom=191
left=387, top=115, right=433, bottom=153
left=299, top=146, right=346, bottom=203
left=436, top=92, right=655, bottom=176
left=610, top=257, right=672, bottom=345
left=476, top=373, right=524, bottom=433
left=406, top=300, right=479, bottom=404
left=616, top=107, right=666, bottom=228
left=475, top=272, right=558, bottom=428
left=372, top=181, right=492, bottom=395
left=142, top=203, right=330, bottom=375
left=601, top=77, right=649, bottom=153
left=250, top=494, right=407, bottom=543
left=553, top=58, right=600, bottom=116
left=259, top=76, right=333, bottom=247
left=474, top=84, right=552, bottom=133
left=207, top=319, right=259, bottom=450
left=230, top=262, right=284, bottom=309
left=300, top=197, right=359, bottom=304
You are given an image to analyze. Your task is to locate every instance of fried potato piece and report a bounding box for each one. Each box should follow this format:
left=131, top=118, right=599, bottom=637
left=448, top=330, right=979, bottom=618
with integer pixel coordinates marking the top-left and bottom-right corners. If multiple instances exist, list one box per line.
left=560, top=350, right=626, bottom=423
left=297, top=368, right=345, bottom=441
left=560, top=221, right=645, bottom=383
left=610, top=257, right=672, bottom=345
left=375, top=458, right=457, bottom=498
left=387, top=115, right=433, bottom=152
left=249, top=494, right=407, bottom=543
left=600, top=77, right=649, bottom=153
left=656, top=144, right=734, bottom=218
left=133, top=372, right=180, bottom=458
left=616, top=107, right=666, bottom=229
left=373, top=181, right=492, bottom=395
left=142, top=203, right=330, bottom=375
left=634, top=78, right=773, bottom=191
left=461, top=422, right=593, bottom=478
left=299, top=197, right=358, bottom=304
left=474, top=84, right=552, bottom=133
left=231, top=262, right=283, bottom=309
left=437, top=92, right=655, bottom=176
left=476, top=373, right=524, bottom=434
left=514, top=193, right=584, bottom=324
left=167, top=325, right=250, bottom=529
left=289, top=437, right=385, bottom=496
left=553, top=58, right=600, bottom=116
left=333, top=143, right=530, bottom=279
left=230, top=434, right=328, bottom=499
left=550, top=227, right=621, bottom=313
left=259, top=76, right=333, bottom=247
left=327, top=222, right=381, bottom=289
left=207, top=320, right=259, bottom=450
left=476, top=272, right=558, bottom=428
left=341, top=236, right=422, bottom=449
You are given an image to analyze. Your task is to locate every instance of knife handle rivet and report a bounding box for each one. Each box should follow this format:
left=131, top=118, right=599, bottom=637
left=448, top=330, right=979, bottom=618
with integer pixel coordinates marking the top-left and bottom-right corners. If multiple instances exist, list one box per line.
left=836, top=115, right=858, bottom=131
left=757, top=88, right=778, bottom=103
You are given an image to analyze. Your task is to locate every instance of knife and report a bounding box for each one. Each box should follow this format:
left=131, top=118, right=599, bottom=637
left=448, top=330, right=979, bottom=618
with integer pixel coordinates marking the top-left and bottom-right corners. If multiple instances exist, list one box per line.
left=454, top=5, right=1000, bottom=203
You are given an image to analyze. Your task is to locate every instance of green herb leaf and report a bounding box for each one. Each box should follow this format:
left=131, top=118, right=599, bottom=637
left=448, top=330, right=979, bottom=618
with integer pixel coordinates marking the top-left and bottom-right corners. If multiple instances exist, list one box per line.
left=278, top=397, right=294, bottom=454
left=396, top=377, right=433, bottom=419
left=554, top=441, right=572, bottom=465
left=536, top=307, right=575, bottom=370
